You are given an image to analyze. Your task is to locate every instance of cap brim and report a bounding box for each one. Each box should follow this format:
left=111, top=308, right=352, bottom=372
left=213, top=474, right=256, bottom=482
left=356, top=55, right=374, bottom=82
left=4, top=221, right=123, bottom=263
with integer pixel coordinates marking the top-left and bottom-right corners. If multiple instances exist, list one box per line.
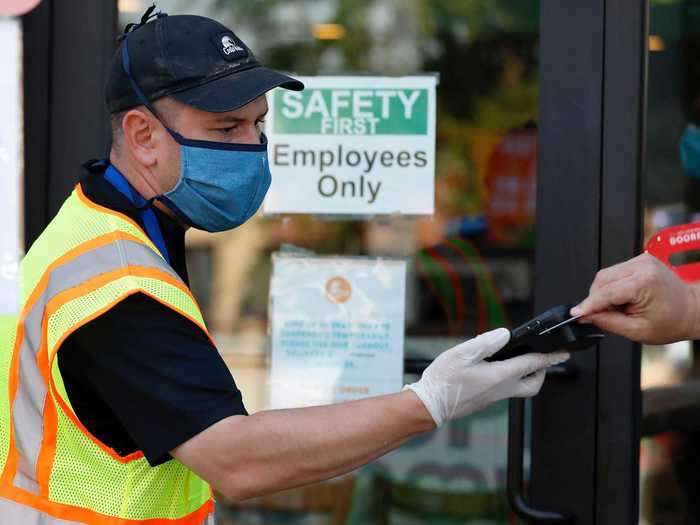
left=171, top=66, right=304, bottom=113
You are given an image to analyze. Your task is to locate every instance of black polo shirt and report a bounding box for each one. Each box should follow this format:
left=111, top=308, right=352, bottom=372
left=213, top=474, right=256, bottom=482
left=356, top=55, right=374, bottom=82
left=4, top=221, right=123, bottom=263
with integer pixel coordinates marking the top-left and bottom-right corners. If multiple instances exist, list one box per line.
left=57, top=161, right=247, bottom=466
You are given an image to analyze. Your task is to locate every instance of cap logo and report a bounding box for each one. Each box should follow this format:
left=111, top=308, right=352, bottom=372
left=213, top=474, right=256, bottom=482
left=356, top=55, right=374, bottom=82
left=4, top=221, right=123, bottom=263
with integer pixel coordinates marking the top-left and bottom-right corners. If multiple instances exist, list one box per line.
left=221, top=35, right=244, bottom=56
left=213, top=32, right=248, bottom=61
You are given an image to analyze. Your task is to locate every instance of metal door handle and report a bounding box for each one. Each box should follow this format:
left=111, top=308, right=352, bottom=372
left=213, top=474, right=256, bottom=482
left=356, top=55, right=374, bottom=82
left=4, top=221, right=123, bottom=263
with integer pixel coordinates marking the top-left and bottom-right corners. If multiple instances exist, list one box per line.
left=507, top=367, right=576, bottom=523
left=407, top=357, right=576, bottom=522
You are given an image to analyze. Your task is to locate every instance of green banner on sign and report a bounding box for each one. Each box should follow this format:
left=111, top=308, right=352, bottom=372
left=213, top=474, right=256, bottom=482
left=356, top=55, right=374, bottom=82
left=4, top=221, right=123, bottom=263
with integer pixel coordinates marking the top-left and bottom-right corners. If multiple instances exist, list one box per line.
left=273, top=88, right=428, bottom=135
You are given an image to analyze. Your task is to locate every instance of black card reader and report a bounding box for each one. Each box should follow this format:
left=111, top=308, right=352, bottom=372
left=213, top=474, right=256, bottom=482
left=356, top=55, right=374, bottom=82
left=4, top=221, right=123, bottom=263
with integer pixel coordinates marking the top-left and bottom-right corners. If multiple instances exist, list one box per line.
left=486, top=304, right=604, bottom=362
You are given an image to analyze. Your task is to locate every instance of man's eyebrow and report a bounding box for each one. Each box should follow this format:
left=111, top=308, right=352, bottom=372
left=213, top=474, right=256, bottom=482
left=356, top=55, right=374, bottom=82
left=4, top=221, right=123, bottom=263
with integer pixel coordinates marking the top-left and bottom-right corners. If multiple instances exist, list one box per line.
left=212, top=108, right=269, bottom=124
left=212, top=115, right=244, bottom=124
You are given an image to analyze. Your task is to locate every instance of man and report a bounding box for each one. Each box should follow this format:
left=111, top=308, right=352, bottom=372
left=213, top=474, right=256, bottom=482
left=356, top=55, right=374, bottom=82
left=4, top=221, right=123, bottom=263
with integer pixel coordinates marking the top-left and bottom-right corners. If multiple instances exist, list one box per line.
left=572, top=253, right=700, bottom=344
left=0, top=9, right=568, bottom=524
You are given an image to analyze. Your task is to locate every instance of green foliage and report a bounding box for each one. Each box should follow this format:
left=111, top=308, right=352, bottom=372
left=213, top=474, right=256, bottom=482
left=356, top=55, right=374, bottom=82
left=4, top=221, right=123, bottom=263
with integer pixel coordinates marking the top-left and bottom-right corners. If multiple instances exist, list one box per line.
left=423, top=0, right=539, bottom=37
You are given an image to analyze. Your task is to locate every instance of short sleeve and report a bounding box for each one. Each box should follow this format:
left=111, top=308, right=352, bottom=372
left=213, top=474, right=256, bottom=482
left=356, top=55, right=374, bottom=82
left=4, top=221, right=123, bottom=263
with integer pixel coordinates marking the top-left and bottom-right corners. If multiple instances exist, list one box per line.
left=62, top=293, right=247, bottom=466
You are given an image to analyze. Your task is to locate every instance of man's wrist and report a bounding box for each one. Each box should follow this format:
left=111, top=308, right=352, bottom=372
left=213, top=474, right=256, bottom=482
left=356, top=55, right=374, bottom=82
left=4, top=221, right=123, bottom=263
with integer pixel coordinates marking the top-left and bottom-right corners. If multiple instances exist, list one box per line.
left=398, top=389, right=437, bottom=433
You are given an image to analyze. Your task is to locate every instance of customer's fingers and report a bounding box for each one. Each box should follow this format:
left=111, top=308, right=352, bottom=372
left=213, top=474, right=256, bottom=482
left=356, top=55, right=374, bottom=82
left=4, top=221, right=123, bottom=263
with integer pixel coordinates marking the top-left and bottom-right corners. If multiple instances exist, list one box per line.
left=582, top=310, right=646, bottom=341
left=572, top=275, right=641, bottom=317
left=587, top=257, right=639, bottom=294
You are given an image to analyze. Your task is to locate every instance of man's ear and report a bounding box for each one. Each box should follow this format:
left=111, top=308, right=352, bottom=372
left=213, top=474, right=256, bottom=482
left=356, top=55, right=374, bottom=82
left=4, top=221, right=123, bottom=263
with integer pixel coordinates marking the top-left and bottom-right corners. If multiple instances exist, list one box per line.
left=121, top=108, right=162, bottom=167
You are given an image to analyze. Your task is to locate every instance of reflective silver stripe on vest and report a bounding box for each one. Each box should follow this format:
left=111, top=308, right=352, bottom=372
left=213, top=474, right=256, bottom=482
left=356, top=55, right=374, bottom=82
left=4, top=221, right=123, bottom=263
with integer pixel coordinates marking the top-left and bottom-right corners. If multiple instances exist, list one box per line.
left=11, top=239, right=179, bottom=493
left=0, top=495, right=213, bottom=524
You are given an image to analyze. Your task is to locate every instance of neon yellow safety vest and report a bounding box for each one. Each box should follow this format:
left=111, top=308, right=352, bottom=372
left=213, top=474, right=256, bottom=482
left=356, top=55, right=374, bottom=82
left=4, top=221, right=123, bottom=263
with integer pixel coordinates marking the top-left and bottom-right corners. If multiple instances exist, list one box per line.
left=0, top=184, right=214, bottom=524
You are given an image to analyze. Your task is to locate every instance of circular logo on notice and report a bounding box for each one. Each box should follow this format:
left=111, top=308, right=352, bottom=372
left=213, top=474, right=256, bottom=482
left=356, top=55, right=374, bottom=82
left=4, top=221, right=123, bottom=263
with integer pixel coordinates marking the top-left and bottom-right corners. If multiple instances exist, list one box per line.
left=325, top=276, right=352, bottom=304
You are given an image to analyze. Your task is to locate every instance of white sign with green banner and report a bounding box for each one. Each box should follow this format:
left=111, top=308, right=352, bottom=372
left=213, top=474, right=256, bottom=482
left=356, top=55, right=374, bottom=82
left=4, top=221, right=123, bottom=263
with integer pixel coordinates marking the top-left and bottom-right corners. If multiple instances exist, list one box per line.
left=264, top=75, right=437, bottom=216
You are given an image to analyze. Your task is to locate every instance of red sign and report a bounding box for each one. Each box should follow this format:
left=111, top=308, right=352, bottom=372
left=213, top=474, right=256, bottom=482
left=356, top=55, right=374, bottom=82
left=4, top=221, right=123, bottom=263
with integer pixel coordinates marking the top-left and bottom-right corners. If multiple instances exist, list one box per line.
left=646, top=222, right=700, bottom=282
left=484, top=127, right=537, bottom=246
left=1, top=0, right=42, bottom=16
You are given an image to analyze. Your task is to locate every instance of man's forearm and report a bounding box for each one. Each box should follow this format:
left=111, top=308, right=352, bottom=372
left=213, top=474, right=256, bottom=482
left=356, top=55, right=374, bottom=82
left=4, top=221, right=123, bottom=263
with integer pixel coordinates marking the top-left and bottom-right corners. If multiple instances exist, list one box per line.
left=173, top=390, right=434, bottom=502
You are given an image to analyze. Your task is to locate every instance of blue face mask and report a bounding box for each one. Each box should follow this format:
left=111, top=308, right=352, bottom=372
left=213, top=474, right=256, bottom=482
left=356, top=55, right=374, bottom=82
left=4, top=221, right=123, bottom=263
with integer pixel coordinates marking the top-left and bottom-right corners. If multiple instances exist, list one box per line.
left=680, top=124, right=700, bottom=180
left=158, top=130, right=271, bottom=232
left=120, top=36, right=270, bottom=233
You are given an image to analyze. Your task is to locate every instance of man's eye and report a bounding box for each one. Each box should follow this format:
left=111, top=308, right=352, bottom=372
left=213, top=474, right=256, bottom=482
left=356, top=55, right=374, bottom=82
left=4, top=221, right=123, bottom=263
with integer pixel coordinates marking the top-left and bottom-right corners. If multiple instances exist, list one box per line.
left=255, top=119, right=266, bottom=128
left=220, top=126, right=237, bottom=134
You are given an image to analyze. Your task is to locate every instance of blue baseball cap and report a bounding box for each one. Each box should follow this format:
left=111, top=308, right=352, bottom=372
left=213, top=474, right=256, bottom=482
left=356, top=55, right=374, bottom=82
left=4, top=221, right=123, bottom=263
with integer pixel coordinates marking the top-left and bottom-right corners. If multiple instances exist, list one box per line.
left=105, top=7, right=303, bottom=114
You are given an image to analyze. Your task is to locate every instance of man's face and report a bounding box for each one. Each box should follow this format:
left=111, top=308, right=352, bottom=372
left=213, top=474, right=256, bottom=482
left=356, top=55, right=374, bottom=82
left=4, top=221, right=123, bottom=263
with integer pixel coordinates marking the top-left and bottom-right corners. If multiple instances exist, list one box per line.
left=154, top=95, right=269, bottom=193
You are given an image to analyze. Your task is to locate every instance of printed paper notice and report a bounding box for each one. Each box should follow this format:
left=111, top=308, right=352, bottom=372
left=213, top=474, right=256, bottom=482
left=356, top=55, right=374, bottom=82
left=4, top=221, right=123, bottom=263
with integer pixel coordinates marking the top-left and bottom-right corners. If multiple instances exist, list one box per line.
left=264, top=75, right=437, bottom=216
left=269, top=255, right=406, bottom=409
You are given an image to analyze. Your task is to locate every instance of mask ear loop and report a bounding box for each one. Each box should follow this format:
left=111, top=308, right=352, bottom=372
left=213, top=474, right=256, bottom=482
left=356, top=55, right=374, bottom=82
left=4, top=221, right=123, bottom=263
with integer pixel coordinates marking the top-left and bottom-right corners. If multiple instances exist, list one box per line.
left=106, top=35, right=176, bottom=263
left=120, top=36, right=164, bottom=121
left=110, top=2, right=165, bottom=169
left=119, top=31, right=202, bottom=230
left=120, top=41, right=195, bottom=148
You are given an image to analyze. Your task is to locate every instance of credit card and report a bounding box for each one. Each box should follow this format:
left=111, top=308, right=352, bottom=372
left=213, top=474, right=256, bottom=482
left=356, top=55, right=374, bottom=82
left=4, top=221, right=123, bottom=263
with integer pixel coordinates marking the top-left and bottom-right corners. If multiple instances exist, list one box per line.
left=538, top=314, right=583, bottom=336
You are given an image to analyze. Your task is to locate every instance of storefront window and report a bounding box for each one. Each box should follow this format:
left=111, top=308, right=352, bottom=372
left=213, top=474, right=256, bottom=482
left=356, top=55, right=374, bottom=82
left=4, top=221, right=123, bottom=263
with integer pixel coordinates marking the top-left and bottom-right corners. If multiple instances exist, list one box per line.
left=119, top=1, right=540, bottom=523
left=641, top=1, right=700, bottom=522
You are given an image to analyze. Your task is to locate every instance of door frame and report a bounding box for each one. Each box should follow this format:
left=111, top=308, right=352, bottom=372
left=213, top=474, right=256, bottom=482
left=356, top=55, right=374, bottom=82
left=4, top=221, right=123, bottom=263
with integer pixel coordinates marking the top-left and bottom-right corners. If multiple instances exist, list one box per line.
left=531, top=0, right=646, bottom=522
left=22, top=0, right=117, bottom=249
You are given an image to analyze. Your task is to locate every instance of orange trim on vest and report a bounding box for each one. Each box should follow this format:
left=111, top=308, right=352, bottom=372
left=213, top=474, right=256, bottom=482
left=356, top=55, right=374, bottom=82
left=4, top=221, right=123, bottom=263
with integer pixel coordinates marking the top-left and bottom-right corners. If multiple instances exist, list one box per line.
left=26, top=230, right=150, bottom=381
left=44, top=265, right=205, bottom=363
left=74, top=183, right=209, bottom=339
left=1, top=322, right=23, bottom=488
left=0, top=480, right=214, bottom=525
left=36, top=266, right=210, bottom=479
left=1, top=191, right=213, bottom=522
left=36, top=386, right=57, bottom=499
left=75, top=183, right=155, bottom=247
left=0, top=231, right=158, bottom=496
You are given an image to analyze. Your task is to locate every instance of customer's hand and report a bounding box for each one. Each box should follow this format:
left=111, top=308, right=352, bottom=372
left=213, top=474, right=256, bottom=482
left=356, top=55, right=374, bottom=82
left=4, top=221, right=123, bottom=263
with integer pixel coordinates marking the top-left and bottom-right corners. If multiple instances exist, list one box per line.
left=404, top=328, right=569, bottom=427
left=571, top=253, right=700, bottom=344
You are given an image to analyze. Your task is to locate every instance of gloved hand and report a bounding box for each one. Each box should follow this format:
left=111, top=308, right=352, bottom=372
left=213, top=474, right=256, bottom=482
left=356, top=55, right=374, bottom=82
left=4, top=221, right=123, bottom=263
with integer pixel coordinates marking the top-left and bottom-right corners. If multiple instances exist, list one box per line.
left=404, top=328, right=570, bottom=427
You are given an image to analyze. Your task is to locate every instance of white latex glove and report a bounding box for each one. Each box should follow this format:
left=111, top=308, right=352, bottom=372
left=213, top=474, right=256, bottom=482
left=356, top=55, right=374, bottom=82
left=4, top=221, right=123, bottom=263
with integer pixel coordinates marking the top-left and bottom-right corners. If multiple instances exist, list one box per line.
left=404, top=328, right=570, bottom=427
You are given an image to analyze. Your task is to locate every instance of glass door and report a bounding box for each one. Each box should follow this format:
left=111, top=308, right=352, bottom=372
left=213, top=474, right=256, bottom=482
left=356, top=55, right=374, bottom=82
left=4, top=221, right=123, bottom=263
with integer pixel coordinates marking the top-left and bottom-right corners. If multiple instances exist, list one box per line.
left=118, top=1, right=545, bottom=523
left=524, top=0, right=646, bottom=523
left=640, top=1, right=700, bottom=522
